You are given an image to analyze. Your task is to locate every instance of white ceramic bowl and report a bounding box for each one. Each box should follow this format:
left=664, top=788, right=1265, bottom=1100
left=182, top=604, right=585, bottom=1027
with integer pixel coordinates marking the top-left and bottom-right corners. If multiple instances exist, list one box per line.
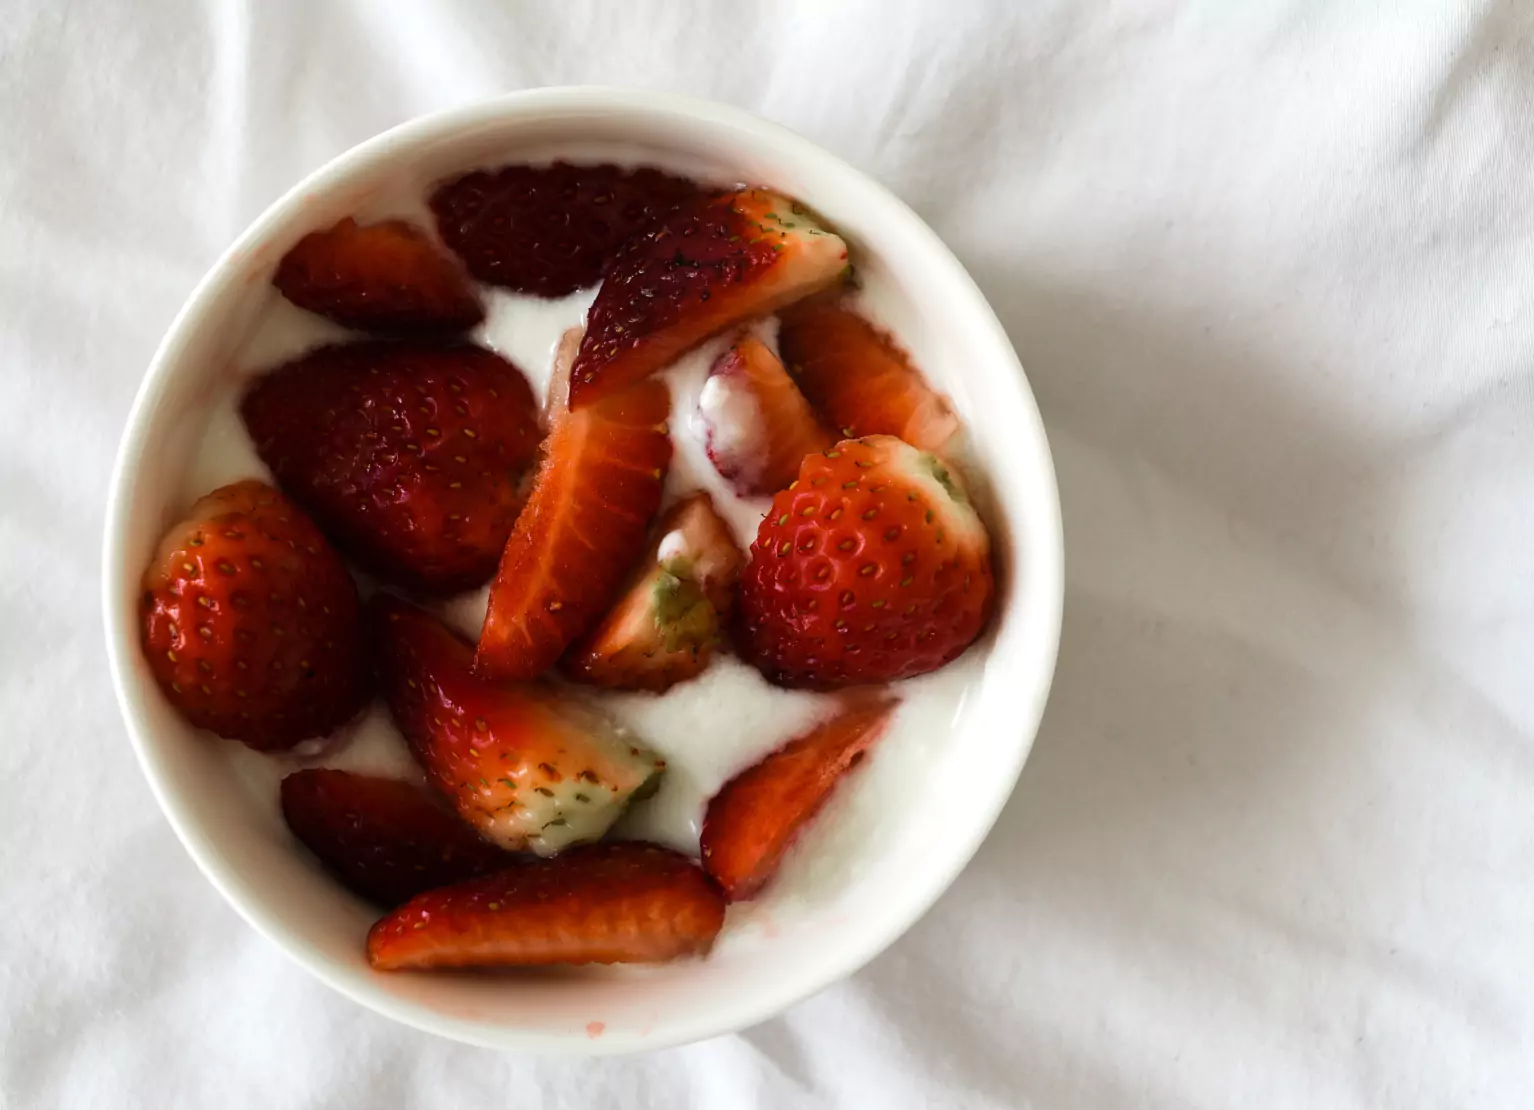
left=102, top=87, right=1063, bottom=1053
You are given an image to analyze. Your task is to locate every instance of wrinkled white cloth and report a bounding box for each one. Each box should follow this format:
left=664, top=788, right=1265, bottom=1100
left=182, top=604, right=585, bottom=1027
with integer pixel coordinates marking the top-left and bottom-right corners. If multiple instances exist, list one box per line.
left=5, top=1, right=1534, bottom=1106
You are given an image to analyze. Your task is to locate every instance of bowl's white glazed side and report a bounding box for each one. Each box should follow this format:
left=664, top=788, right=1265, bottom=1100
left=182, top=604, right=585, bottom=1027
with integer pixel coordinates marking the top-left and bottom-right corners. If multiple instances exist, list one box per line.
left=103, top=89, right=1062, bottom=1053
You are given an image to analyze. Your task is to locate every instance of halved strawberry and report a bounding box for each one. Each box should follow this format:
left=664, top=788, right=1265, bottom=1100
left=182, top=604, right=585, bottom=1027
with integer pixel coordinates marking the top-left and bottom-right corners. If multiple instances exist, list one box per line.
left=699, top=333, right=834, bottom=496
left=567, top=189, right=849, bottom=410
left=738, top=436, right=994, bottom=688
left=563, top=492, right=745, bottom=692
left=241, top=341, right=540, bottom=594
left=272, top=218, right=483, bottom=334
left=701, top=694, right=899, bottom=901
left=474, top=377, right=672, bottom=681
left=367, top=842, right=725, bottom=970
left=371, top=595, right=664, bottom=856
left=429, top=162, right=702, bottom=298
left=140, top=480, right=370, bottom=750
left=280, top=769, right=516, bottom=907
left=776, top=298, right=959, bottom=452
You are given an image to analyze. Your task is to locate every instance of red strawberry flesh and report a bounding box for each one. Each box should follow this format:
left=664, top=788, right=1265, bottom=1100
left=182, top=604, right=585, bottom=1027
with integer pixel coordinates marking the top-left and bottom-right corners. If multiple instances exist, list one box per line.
left=777, top=298, right=959, bottom=452
left=272, top=217, right=483, bottom=334
left=280, top=769, right=515, bottom=907
left=474, top=376, right=672, bottom=681
left=568, top=189, right=849, bottom=410
left=371, top=594, right=664, bottom=855
left=562, top=492, right=744, bottom=692
left=367, top=842, right=725, bottom=970
left=429, top=162, right=702, bottom=298
left=140, top=480, right=370, bottom=750
left=241, top=340, right=540, bottom=594
left=701, top=694, right=898, bottom=901
left=700, top=333, right=833, bottom=496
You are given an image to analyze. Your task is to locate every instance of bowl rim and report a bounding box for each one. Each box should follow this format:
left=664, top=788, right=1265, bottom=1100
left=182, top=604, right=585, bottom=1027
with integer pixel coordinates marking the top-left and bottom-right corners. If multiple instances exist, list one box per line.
left=101, top=85, right=1064, bottom=1053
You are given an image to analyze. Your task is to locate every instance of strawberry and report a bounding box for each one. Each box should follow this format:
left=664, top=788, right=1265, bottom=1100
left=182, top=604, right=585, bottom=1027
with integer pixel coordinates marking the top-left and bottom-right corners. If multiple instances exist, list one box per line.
left=280, top=769, right=516, bottom=907
left=370, top=595, right=665, bottom=856
left=567, top=189, right=849, bottom=410
left=429, top=162, right=702, bottom=298
left=699, top=333, right=834, bottom=496
left=701, top=694, right=898, bottom=900
left=241, top=340, right=540, bottom=594
left=272, top=217, right=483, bottom=334
left=737, top=435, right=995, bottom=688
left=776, top=297, right=959, bottom=452
left=474, top=376, right=672, bottom=681
left=367, top=842, right=725, bottom=970
left=140, top=480, right=370, bottom=750
left=563, top=492, right=745, bottom=692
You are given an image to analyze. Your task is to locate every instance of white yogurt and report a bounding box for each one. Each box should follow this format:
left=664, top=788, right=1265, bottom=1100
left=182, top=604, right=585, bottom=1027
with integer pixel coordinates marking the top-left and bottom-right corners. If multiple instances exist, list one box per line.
left=188, top=181, right=988, bottom=896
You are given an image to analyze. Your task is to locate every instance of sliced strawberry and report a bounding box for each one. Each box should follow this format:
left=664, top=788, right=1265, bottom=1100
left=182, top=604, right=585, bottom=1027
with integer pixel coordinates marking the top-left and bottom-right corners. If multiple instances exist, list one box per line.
left=563, top=492, right=745, bottom=692
left=699, top=333, right=833, bottom=496
left=701, top=694, right=899, bottom=900
left=280, top=769, right=515, bottom=907
left=367, top=842, right=725, bottom=970
left=568, top=189, right=849, bottom=410
left=272, top=218, right=483, bottom=334
left=371, top=595, right=665, bottom=856
left=429, top=162, right=702, bottom=298
left=777, top=298, right=959, bottom=452
left=140, top=480, right=370, bottom=750
left=241, top=341, right=540, bottom=594
left=474, top=377, right=672, bottom=681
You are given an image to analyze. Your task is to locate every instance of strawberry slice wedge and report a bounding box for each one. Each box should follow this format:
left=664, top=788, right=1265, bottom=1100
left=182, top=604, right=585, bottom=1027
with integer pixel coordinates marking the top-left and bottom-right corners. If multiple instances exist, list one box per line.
left=563, top=492, right=745, bottom=692
left=699, top=333, right=833, bottom=496
left=371, top=595, right=665, bottom=856
left=367, top=842, right=726, bottom=970
left=273, top=217, right=483, bottom=334
left=567, top=189, right=848, bottom=410
left=701, top=694, right=899, bottom=900
left=280, top=769, right=516, bottom=907
left=474, top=376, right=672, bottom=681
left=777, top=298, right=959, bottom=452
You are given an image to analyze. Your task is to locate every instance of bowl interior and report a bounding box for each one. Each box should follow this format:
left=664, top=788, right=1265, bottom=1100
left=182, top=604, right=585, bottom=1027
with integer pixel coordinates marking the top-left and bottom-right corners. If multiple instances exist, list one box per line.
left=103, top=90, right=1062, bottom=1053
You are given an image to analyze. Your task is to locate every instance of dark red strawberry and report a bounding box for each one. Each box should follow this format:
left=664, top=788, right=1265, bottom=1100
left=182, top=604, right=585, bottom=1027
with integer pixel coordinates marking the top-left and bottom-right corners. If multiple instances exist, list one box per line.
left=280, top=769, right=516, bottom=907
left=272, top=217, right=483, bottom=334
left=140, top=480, right=370, bottom=750
left=563, top=492, right=745, bottom=692
left=777, top=297, right=959, bottom=451
left=429, top=162, right=702, bottom=298
left=737, top=435, right=994, bottom=688
left=699, top=333, right=833, bottom=496
left=567, top=189, right=849, bottom=410
left=474, top=376, right=672, bottom=681
left=241, top=341, right=540, bottom=594
left=371, top=595, right=665, bottom=856
left=701, top=694, right=898, bottom=900
left=367, top=842, right=725, bottom=970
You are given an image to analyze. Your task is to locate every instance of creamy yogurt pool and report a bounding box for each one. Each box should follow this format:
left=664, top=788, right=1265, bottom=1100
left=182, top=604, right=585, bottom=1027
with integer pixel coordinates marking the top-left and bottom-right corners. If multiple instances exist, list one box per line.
left=182, top=175, right=988, bottom=903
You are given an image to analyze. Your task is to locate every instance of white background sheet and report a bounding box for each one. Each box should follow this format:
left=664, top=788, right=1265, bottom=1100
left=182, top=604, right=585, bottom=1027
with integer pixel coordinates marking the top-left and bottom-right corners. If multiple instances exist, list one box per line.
left=4, top=2, right=1534, bottom=1106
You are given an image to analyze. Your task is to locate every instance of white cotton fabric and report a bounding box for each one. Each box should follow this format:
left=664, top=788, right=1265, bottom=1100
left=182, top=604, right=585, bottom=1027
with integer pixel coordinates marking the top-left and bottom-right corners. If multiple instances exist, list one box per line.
left=4, top=1, right=1534, bottom=1106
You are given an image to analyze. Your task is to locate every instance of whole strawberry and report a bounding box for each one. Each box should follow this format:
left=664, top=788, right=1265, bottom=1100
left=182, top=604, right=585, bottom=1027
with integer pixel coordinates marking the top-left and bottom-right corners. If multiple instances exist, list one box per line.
left=140, top=480, right=370, bottom=749
left=241, top=340, right=540, bottom=594
left=737, top=435, right=994, bottom=688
